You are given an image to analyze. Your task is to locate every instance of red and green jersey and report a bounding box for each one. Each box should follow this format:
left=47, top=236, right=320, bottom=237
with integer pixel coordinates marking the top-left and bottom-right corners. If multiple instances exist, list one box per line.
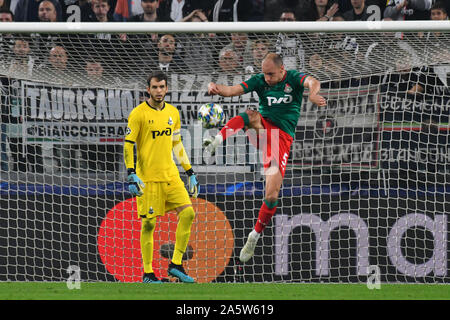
left=240, top=70, right=308, bottom=138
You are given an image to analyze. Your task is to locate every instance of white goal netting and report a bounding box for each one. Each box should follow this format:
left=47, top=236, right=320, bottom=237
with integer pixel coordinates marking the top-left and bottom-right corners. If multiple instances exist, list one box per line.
left=0, top=22, right=449, bottom=283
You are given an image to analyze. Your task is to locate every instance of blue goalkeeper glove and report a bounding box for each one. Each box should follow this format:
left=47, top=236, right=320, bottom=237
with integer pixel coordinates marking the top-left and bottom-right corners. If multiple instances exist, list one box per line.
left=186, top=168, right=199, bottom=198
left=127, top=169, right=145, bottom=197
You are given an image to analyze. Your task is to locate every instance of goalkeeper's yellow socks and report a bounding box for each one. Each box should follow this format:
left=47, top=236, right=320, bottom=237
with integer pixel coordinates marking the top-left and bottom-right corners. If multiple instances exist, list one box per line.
left=254, top=199, right=278, bottom=233
left=140, top=217, right=157, bottom=273
left=172, top=206, right=195, bottom=265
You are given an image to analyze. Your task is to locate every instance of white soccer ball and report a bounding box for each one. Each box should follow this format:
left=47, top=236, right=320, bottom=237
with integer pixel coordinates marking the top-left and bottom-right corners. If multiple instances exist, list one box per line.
left=198, top=103, right=225, bottom=129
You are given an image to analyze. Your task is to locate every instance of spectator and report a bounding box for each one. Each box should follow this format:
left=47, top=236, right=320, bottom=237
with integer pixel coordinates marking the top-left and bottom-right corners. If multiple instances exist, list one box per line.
left=14, top=0, right=62, bottom=22
left=300, top=0, right=339, bottom=21
left=419, top=2, right=447, bottom=59
left=124, top=0, right=171, bottom=53
left=313, top=15, right=359, bottom=65
left=39, top=45, right=81, bottom=85
left=180, top=7, right=208, bottom=22
left=0, top=7, right=13, bottom=20
left=245, top=38, right=271, bottom=74
left=179, top=9, right=217, bottom=74
left=218, top=48, right=242, bottom=74
left=308, top=53, right=324, bottom=77
left=128, top=0, right=169, bottom=21
left=384, top=0, right=433, bottom=21
left=8, top=37, right=38, bottom=78
left=221, top=32, right=253, bottom=70
left=61, top=0, right=101, bottom=22
left=321, top=51, right=352, bottom=88
left=342, top=0, right=373, bottom=20
left=157, top=0, right=212, bottom=21
left=82, top=0, right=129, bottom=51
left=83, top=57, right=119, bottom=86
left=336, top=0, right=385, bottom=19
left=264, top=0, right=306, bottom=21
left=90, top=0, right=114, bottom=21
left=165, top=0, right=184, bottom=21
left=85, top=58, right=104, bottom=83
left=279, top=9, right=295, bottom=21
left=153, top=34, right=186, bottom=74
left=409, top=48, right=450, bottom=98
left=430, top=1, right=447, bottom=21
left=275, top=10, right=306, bottom=71
left=27, top=0, right=67, bottom=61
left=210, top=0, right=254, bottom=21
left=38, top=0, right=60, bottom=21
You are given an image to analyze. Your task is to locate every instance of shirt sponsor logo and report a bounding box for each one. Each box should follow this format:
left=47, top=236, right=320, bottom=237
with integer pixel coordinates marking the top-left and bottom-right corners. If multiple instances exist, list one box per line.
left=151, top=127, right=172, bottom=139
left=267, top=94, right=292, bottom=106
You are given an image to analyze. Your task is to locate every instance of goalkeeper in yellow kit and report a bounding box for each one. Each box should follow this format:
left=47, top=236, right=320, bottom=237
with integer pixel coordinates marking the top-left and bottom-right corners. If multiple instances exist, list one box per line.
left=124, top=71, right=198, bottom=283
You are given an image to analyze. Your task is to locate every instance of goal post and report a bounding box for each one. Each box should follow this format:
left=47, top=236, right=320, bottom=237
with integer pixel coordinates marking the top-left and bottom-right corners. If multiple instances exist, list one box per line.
left=0, top=21, right=449, bottom=283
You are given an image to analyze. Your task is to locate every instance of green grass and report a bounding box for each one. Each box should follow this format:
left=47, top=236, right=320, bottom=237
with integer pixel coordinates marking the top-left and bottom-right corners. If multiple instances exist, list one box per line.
left=0, top=282, right=448, bottom=300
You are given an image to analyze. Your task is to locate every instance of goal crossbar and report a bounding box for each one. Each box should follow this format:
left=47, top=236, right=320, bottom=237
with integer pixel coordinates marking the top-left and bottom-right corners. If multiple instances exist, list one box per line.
left=0, top=20, right=449, bottom=34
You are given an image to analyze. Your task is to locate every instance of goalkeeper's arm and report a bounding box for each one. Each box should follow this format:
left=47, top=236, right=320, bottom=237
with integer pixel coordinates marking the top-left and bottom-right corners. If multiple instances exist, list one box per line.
left=124, top=140, right=144, bottom=196
left=173, top=132, right=199, bottom=198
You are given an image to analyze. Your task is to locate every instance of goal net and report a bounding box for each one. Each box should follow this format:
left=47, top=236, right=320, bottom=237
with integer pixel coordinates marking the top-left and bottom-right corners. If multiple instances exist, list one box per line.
left=0, top=21, right=449, bottom=283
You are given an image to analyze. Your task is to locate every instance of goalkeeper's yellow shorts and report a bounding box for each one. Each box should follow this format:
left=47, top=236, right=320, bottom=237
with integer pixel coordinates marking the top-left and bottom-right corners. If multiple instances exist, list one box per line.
left=136, top=175, right=192, bottom=219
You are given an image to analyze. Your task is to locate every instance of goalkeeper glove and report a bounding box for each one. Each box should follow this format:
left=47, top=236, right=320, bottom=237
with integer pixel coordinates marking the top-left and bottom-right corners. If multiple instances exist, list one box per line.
left=186, top=168, right=199, bottom=198
left=127, top=169, right=145, bottom=197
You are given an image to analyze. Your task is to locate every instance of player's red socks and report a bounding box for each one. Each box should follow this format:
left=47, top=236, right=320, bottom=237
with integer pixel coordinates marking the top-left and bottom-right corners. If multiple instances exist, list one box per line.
left=219, top=112, right=249, bottom=140
left=254, top=199, right=278, bottom=233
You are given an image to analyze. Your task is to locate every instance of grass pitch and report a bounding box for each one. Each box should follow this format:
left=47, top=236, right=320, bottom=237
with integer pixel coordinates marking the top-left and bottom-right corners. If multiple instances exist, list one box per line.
left=0, top=282, right=448, bottom=300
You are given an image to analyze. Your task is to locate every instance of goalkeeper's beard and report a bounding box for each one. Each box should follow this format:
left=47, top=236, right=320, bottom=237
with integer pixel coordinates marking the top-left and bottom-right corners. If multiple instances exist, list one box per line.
left=150, top=93, right=166, bottom=104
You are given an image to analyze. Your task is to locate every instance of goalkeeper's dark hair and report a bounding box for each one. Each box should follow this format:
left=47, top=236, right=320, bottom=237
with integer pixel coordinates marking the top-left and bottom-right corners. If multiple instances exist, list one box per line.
left=147, top=70, right=168, bottom=86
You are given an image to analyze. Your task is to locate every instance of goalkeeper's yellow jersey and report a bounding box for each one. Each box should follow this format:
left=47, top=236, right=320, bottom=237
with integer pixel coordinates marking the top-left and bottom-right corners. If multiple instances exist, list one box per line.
left=125, top=100, right=182, bottom=182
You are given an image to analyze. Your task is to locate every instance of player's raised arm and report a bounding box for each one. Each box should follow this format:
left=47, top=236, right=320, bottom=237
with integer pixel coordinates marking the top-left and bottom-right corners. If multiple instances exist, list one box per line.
left=303, top=76, right=327, bottom=107
left=208, top=82, right=244, bottom=97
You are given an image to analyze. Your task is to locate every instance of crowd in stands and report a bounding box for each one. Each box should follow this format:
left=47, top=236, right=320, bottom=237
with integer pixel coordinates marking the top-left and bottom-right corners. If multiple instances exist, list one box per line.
left=0, top=0, right=447, bottom=23
left=0, top=0, right=447, bottom=84
left=0, top=0, right=449, bottom=174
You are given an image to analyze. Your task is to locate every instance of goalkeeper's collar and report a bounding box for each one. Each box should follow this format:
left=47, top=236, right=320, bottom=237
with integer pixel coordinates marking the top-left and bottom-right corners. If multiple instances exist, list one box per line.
left=146, top=100, right=166, bottom=111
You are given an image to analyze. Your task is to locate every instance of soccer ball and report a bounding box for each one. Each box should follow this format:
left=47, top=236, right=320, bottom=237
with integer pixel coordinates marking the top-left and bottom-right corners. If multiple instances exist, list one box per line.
left=198, top=103, right=225, bottom=129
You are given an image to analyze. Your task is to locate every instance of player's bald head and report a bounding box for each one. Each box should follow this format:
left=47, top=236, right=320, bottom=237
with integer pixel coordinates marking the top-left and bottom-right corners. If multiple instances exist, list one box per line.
left=262, top=53, right=283, bottom=68
left=261, top=53, right=285, bottom=86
